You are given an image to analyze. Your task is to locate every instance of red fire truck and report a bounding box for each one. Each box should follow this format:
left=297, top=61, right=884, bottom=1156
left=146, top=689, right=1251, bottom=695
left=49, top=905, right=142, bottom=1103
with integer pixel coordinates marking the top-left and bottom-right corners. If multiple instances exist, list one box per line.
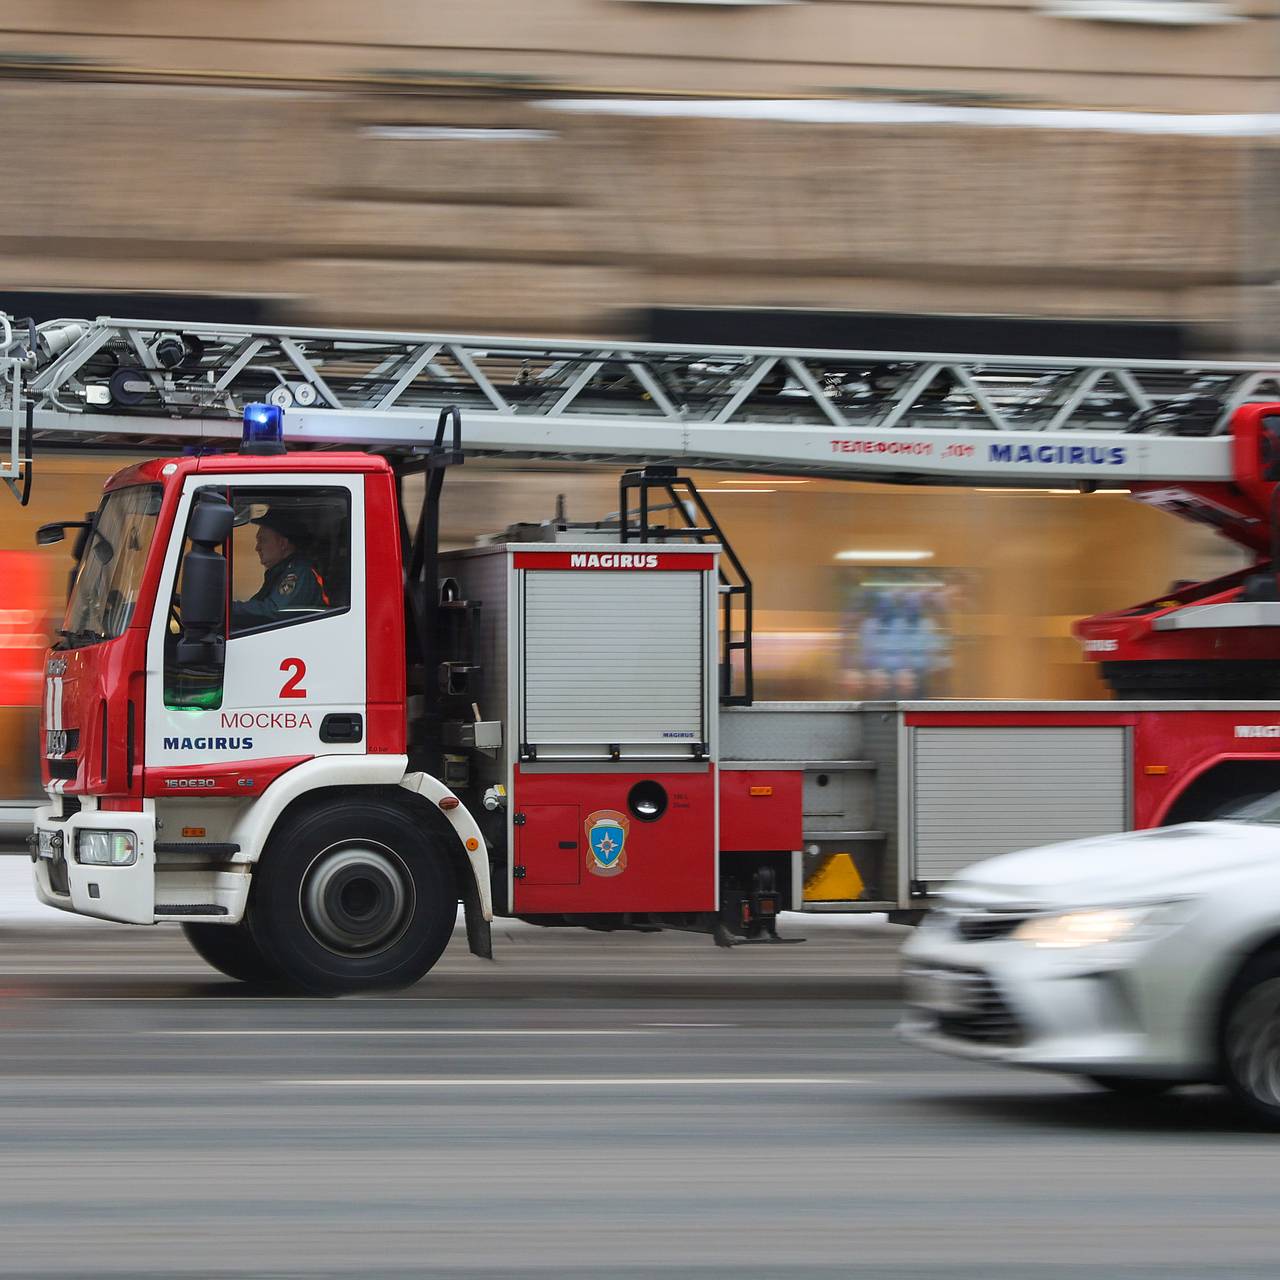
left=7, top=312, right=1280, bottom=991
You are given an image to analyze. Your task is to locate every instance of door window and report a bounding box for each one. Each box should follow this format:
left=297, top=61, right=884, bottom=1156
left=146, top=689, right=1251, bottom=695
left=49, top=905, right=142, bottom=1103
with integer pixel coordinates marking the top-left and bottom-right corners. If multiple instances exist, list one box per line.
left=227, top=487, right=351, bottom=638
left=164, top=484, right=352, bottom=711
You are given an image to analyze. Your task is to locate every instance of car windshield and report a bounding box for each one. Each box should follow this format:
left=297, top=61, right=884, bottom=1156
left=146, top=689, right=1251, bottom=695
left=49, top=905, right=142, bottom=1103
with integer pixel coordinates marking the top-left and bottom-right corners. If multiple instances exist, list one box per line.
left=62, top=484, right=163, bottom=646
left=1220, top=792, right=1280, bottom=825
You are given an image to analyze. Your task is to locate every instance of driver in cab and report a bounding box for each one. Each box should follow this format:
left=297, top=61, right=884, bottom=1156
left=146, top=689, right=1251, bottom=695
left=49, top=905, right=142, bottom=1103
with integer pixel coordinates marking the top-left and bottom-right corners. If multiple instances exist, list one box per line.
left=231, top=508, right=329, bottom=630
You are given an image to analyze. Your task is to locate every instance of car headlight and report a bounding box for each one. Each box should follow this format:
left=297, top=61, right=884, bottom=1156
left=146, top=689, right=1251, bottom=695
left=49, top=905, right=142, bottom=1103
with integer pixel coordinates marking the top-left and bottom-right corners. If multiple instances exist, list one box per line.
left=1012, top=904, right=1179, bottom=949
left=76, top=830, right=138, bottom=867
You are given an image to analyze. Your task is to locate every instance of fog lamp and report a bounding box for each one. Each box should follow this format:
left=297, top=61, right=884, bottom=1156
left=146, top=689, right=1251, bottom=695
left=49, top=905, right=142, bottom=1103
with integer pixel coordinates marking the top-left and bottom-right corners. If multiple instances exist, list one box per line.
left=76, top=830, right=138, bottom=867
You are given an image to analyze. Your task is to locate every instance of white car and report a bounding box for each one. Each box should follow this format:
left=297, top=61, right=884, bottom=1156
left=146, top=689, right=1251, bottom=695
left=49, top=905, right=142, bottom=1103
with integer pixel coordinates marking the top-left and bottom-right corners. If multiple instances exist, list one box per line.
left=900, top=799, right=1280, bottom=1125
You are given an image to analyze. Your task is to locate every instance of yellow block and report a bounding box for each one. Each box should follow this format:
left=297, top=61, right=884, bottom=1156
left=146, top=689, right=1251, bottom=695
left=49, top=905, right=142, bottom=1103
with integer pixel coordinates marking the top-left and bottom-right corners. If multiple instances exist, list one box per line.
left=803, top=852, right=864, bottom=902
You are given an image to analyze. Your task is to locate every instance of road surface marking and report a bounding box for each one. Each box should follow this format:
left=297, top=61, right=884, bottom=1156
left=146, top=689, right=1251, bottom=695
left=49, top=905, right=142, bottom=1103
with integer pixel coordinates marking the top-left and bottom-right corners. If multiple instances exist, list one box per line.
left=287, top=1075, right=865, bottom=1087
left=11, top=996, right=453, bottom=1002
left=641, top=1021, right=732, bottom=1027
left=151, top=1029, right=644, bottom=1037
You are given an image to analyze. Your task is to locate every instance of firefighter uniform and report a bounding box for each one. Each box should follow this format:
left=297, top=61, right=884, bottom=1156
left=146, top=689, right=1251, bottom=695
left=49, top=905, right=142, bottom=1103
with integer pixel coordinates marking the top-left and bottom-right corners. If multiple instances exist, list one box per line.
left=232, top=552, right=329, bottom=630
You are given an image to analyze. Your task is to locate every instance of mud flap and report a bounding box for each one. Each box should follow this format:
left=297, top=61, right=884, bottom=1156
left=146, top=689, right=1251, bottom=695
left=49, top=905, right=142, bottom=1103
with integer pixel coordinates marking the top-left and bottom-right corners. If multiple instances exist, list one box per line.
left=463, top=882, right=494, bottom=960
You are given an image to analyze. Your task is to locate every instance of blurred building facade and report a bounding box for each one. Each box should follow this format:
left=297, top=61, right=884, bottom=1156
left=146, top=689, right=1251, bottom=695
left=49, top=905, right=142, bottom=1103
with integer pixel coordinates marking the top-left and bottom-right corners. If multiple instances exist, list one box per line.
left=0, top=0, right=1276, bottom=345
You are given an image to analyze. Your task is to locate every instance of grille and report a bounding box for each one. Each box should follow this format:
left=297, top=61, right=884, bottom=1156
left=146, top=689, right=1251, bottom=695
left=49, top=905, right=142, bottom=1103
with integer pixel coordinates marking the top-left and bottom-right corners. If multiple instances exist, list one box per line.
left=938, top=973, right=1023, bottom=1046
left=957, top=914, right=1029, bottom=942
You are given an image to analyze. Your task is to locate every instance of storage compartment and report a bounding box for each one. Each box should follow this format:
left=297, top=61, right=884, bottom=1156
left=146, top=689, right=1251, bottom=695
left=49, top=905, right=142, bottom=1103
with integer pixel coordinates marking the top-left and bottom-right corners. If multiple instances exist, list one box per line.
left=516, top=804, right=582, bottom=886
left=520, top=562, right=710, bottom=760
left=910, top=725, right=1129, bottom=881
left=513, top=767, right=716, bottom=914
left=719, top=770, right=802, bottom=852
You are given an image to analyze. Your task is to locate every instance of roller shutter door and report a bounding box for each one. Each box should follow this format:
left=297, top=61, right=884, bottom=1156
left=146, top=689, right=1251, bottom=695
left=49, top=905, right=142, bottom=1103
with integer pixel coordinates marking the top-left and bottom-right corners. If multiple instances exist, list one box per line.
left=522, top=571, right=705, bottom=750
left=912, top=726, right=1128, bottom=880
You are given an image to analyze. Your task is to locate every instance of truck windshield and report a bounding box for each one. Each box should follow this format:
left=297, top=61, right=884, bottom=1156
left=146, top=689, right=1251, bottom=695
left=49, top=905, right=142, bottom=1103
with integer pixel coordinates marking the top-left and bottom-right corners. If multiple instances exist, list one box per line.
left=61, top=484, right=163, bottom=646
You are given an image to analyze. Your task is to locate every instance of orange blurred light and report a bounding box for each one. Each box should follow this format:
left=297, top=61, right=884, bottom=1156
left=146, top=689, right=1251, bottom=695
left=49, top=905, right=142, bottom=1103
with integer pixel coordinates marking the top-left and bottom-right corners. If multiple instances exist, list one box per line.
left=0, top=552, right=48, bottom=706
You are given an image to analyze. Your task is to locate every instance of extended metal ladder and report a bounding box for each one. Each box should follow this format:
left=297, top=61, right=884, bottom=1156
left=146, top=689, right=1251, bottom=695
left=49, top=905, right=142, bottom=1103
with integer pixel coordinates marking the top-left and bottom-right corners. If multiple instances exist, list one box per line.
left=6, top=312, right=1280, bottom=491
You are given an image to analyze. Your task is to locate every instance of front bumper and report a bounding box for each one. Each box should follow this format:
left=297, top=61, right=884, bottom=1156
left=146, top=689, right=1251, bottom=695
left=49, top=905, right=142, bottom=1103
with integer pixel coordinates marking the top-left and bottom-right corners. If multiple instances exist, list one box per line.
left=33, top=802, right=157, bottom=924
left=899, top=917, right=1203, bottom=1079
left=31, top=801, right=249, bottom=925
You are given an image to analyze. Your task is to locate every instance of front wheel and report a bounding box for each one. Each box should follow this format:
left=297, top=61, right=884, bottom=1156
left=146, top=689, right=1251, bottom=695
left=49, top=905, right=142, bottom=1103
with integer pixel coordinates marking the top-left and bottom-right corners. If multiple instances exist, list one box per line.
left=247, top=798, right=458, bottom=994
left=1220, top=955, right=1280, bottom=1128
left=182, top=920, right=280, bottom=984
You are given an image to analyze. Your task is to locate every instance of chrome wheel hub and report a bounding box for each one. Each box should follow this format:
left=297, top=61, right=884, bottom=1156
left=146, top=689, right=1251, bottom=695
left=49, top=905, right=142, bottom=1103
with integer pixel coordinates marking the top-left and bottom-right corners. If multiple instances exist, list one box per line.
left=299, top=841, right=415, bottom=957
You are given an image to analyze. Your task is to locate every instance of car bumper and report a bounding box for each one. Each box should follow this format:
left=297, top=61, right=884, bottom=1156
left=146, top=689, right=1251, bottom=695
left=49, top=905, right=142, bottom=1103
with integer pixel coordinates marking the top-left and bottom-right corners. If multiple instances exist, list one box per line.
left=899, top=926, right=1203, bottom=1080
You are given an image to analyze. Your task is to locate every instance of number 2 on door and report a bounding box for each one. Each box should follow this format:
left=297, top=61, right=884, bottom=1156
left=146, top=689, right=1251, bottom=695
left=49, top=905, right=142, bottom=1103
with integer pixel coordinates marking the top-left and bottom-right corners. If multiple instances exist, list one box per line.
left=279, top=657, right=307, bottom=699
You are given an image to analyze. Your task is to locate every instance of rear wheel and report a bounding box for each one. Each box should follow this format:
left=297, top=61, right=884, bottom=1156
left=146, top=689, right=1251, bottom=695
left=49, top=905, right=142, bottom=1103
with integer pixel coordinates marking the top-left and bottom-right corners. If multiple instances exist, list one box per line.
left=1220, top=954, right=1280, bottom=1127
left=182, top=921, right=280, bottom=984
left=247, top=798, right=458, bottom=994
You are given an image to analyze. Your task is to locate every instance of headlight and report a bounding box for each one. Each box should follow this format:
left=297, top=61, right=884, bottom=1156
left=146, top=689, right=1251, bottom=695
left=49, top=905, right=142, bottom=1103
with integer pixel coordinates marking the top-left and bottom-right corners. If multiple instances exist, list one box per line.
left=76, top=830, right=138, bottom=867
left=1012, top=905, right=1159, bottom=949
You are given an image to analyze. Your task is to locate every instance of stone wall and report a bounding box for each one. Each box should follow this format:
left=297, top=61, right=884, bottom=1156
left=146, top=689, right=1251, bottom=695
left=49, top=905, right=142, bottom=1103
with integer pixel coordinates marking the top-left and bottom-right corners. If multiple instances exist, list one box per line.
left=0, top=0, right=1275, bottom=111
left=0, top=80, right=1272, bottom=345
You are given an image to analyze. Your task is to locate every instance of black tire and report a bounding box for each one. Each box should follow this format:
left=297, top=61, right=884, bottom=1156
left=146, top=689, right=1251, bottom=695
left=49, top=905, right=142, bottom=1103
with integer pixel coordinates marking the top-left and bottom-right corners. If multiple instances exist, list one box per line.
left=247, top=797, right=458, bottom=994
left=1084, top=1074, right=1177, bottom=1099
left=1202, top=792, right=1271, bottom=821
left=182, top=921, right=281, bottom=984
left=1219, top=952, right=1280, bottom=1128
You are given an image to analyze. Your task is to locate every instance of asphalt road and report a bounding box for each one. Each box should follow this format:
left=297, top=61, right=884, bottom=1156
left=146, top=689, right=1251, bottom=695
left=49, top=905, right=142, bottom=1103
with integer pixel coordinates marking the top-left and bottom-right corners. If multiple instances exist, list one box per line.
left=0, top=920, right=1278, bottom=1279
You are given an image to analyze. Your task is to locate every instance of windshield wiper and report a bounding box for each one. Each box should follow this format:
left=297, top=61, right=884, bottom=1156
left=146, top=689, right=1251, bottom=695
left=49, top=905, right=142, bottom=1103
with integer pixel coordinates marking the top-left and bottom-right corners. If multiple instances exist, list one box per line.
left=57, top=627, right=107, bottom=649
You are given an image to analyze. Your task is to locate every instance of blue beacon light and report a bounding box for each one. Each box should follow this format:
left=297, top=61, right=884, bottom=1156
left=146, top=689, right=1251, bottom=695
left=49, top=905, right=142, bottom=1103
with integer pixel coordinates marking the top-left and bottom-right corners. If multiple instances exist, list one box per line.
left=241, top=402, right=287, bottom=456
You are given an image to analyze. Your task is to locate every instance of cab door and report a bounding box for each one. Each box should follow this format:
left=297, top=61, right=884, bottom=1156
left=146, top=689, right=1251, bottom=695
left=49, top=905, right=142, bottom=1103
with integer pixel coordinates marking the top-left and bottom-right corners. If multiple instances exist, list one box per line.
left=144, top=473, right=366, bottom=796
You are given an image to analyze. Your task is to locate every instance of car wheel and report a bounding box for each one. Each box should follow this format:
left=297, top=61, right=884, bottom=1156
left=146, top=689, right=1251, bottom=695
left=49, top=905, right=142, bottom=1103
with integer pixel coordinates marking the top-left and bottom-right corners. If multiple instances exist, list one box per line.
left=1084, top=1074, right=1176, bottom=1099
left=247, top=798, right=458, bottom=994
left=182, top=921, right=280, bottom=984
left=1220, top=955, right=1280, bottom=1127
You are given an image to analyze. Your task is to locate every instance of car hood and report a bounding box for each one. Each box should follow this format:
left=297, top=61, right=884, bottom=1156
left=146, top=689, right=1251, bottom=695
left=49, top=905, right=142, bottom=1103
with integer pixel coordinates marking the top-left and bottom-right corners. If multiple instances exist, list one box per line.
left=945, top=821, right=1280, bottom=909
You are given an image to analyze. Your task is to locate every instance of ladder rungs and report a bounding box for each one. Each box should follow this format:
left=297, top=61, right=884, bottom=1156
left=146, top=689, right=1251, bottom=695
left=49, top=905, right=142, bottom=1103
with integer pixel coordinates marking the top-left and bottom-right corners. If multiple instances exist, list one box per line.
left=1, top=311, right=1253, bottom=484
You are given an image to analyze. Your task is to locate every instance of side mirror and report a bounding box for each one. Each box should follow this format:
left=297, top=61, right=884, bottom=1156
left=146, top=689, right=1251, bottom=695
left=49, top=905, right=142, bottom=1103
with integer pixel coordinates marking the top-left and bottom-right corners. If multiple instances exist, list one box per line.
left=174, top=492, right=233, bottom=668
left=188, top=493, right=234, bottom=546
left=174, top=546, right=227, bottom=666
left=179, top=546, right=226, bottom=631
left=35, top=516, right=94, bottom=550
